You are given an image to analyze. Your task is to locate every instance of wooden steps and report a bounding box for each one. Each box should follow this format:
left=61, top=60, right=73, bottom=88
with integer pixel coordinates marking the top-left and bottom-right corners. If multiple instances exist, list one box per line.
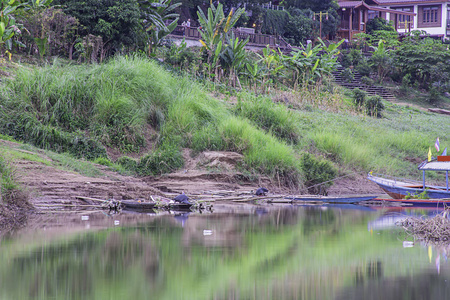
left=332, top=67, right=396, bottom=101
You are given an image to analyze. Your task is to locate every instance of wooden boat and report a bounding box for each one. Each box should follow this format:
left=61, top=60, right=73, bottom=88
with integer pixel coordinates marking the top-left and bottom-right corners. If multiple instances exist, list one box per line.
left=287, top=195, right=378, bottom=204
left=120, top=200, right=156, bottom=211
left=368, top=157, right=450, bottom=199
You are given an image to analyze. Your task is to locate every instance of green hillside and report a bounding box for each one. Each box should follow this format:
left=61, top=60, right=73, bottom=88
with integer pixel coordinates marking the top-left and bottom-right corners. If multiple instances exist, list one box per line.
left=0, top=55, right=449, bottom=198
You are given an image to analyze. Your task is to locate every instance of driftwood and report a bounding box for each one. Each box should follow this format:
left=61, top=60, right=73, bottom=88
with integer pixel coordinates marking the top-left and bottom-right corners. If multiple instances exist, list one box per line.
left=398, top=208, right=450, bottom=246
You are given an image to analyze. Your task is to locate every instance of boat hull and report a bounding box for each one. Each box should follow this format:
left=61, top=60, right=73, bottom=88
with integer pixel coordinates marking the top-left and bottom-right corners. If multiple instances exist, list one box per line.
left=368, top=174, right=450, bottom=199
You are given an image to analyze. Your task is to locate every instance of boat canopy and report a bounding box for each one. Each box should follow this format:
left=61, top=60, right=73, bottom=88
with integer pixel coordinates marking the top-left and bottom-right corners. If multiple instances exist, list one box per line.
left=418, top=160, right=450, bottom=171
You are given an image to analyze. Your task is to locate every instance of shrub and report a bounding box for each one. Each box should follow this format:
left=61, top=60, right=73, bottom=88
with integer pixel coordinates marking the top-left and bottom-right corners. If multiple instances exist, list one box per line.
left=341, top=68, right=355, bottom=83
left=137, top=143, right=184, bottom=176
left=0, top=155, right=26, bottom=204
left=93, top=157, right=113, bottom=166
left=366, top=17, right=395, bottom=33
left=428, top=86, right=441, bottom=104
left=300, top=153, right=337, bottom=195
left=355, top=57, right=372, bottom=77
left=352, top=88, right=367, bottom=107
left=361, top=76, right=374, bottom=86
left=117, top=156, right=138, bottom=171
left=365, top=95, right=384, bottom=117
left=401, top=73, right=411, bottom=91
left=341, top=49, right=362, bottom=68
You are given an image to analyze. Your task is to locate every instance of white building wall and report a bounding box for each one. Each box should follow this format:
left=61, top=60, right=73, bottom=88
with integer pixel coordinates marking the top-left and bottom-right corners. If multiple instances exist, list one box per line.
left=385, top=2, right=449, bottom=37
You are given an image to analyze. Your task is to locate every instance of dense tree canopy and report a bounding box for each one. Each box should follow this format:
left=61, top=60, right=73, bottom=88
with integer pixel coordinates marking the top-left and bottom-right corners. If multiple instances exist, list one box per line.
left=53, top=0, right=144, bottom=53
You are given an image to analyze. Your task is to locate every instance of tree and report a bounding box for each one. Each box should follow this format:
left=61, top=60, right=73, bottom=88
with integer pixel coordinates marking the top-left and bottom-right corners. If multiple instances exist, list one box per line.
left=53, top=0, right=144, bottom=56
left=393, top=34, right=450, bottom=92
left=19, top=7, right=79, bottom=59
left=366, top=17, right=395, bottom=34
left=369, top=39, right=392, bottom=83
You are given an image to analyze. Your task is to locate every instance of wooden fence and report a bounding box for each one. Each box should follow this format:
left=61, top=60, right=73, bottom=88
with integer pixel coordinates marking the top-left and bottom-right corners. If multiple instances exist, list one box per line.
left=171, top=25, right=290, bottom=48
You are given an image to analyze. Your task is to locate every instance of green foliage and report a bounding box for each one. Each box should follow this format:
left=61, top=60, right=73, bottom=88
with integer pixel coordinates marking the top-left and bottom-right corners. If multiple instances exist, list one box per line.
left=53, top=0, right=144, bottom=55
left=365, top=95, right=384, bottom=118
left=141, top=0, right=181, bottom=54
left=369, top=39, right=392, bottom=82
left=393, top=35, right=450, bottom=93
left=197, top=2, right=244, bottom=58
left=137, top=143, right=184, bottom=176
left=352, top=88, right=367, bottom=107
left=283, top=38, right=344, bottom=86
left=0, top=0, right=26, bottom=53
left=300, top=153, right=337, bottom=195
left=191, top=125, right=225, bottom=152
left=405, top=189, right=429, bottom=199
left=401, top=73, right=411, bottom=92
left=93, top=157, right=113, bottom=166
left=354, top=30, right=399, bottom=49
left=117, top=156, right=138, bottom=171
left=361, top=76, right=374, bottom=86
left=220, top=32, right=248, bottom=87
left=283, top=1, right=340, bottom=39
left=261, top=9, right=290, bottom=36
left=0, top=154, right=20, bottom=203
left=162, top=39, right=201, bottom=72
left=283, top=9, right=314, bottom=46
left=355, top=58, right=371, bottom=77
left=341, top=68, right=354, bottom=83
left=0, top=55, right=177, bottom=159
left=340, top=49, right=362, bottom=68
left=234, top=93, right=299, bottom=144
left=366, top=17, right=395, bottom=34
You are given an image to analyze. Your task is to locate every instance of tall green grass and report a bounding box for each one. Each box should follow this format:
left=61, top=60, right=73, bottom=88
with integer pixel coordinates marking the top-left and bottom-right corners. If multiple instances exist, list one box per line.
left=0, top=56, right=308, bottom=187
left=234, top=92, right=299, bottom=144
left=2, top=54, right=446, bottom=189
left=0, top=155, right=21, bottom=203
left=295, top=103, right=449, bottom=181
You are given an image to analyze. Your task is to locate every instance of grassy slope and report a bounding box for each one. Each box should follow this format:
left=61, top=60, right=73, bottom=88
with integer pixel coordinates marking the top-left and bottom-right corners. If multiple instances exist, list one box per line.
left=0, top=55, right=449, bottom=191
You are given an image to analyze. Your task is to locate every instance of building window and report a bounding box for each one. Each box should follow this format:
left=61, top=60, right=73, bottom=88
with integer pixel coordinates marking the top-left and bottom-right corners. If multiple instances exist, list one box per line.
left=418, top=5, right=441, bottom=27
left=423, top=6, right=438, bottom=23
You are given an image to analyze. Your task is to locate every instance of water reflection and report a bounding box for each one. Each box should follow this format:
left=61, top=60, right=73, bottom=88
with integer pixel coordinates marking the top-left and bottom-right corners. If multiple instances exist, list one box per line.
left=0, top=205, right=450, bottom=299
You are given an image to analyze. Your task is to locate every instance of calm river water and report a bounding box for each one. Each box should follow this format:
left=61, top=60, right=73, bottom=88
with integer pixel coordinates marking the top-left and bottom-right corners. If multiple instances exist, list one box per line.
left=1, top=204, right=449, bottom=300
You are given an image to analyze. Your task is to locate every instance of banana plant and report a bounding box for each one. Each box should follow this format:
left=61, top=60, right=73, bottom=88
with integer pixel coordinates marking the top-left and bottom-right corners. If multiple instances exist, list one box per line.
left=220, top=32, right=248, bottom=88
left=140, top=0, right=181, bottom=55
left=257, top=45, right=284, bottom=90
left=23, top=0, right=53, bottom=10
left=0, top=0, right=25, bottom=54
left=244, top=62, right=263, bottom=93
left=197, top=2, right=244, bottom=73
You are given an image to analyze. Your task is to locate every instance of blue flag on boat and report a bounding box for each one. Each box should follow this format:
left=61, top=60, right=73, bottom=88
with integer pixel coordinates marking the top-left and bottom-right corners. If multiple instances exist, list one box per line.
left=443, top=147, right=448, bottom=156
left=435, top=137, right=440, bottom=152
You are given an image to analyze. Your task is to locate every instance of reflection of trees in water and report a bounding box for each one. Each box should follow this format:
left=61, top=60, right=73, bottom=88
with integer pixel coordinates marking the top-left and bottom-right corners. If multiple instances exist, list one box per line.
left=337, top=270, right=450, bottom=300
left=354, top=260, right=383, bottom=285
left=3, top=230, right=160, bottom=299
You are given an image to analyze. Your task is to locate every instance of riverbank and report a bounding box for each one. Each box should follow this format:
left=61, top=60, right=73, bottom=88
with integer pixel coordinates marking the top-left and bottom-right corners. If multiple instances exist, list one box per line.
left=0, top=137, right=384, bottom=233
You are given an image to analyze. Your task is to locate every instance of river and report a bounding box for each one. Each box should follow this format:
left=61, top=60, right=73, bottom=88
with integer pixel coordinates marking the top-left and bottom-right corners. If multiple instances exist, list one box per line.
left=0, top=204, right=449, bottom=299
